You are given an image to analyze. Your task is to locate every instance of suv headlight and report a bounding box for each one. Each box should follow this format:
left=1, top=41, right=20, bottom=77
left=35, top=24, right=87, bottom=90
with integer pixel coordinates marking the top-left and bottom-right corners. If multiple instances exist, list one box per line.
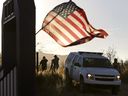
left=86, top=73, right=94, bottom=80
left=115, top=75, right=120, bottom=80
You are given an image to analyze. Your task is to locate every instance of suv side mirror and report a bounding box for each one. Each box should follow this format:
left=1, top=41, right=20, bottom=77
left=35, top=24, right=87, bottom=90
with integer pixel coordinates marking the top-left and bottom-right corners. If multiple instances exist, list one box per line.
left=74, top=63, right=80, bottom=67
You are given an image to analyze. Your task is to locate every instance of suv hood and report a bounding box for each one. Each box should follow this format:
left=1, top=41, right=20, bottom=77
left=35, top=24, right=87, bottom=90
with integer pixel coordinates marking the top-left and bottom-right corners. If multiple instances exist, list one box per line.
left=82, top=67, right=120, bottom=75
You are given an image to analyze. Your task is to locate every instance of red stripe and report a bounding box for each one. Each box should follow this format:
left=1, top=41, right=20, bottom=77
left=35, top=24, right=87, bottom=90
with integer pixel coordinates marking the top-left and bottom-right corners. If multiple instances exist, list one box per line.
left=43, top=28, right=66, bottom=46
left=97, top=29, right=108, bottom=36
left=51, top=24, right=73, bottom=44
left=49, top=14, right=80, bottom=40
left=66, top=16, right=87, bottom=37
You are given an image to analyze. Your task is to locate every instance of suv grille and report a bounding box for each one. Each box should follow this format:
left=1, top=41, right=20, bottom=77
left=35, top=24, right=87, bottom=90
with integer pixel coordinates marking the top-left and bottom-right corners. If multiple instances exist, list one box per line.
left=95, top=75, right=115, bottom=81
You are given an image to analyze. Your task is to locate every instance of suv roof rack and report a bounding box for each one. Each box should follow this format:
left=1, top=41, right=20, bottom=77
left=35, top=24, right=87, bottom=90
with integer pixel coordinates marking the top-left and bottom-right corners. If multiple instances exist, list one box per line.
left=78, top=51, right=103, bottom=55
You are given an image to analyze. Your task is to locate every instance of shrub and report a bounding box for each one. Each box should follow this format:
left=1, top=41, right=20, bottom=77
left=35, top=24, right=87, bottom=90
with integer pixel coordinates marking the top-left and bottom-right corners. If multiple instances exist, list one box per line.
left=121, top=70, right=128, bottom=83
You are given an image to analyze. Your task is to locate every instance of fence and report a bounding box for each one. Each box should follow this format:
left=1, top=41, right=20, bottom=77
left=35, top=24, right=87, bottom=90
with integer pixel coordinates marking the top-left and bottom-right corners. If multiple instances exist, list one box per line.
left=0, top=66, right=17, bottom=96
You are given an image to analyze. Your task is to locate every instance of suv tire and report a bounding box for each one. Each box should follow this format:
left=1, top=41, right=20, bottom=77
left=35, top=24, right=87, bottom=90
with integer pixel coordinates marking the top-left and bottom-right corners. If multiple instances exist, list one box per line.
left=80, top=76, right=85, bottom=93
left=65, top=69, right=72, bottom=87
left=112, top=86, right=119, bottom=95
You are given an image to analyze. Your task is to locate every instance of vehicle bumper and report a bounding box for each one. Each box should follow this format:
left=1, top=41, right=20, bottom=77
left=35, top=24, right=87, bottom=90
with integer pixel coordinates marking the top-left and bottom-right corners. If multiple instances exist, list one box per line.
left=84, top=79, right=121, bottom=86
left=84, top=83, right=120, bottom=90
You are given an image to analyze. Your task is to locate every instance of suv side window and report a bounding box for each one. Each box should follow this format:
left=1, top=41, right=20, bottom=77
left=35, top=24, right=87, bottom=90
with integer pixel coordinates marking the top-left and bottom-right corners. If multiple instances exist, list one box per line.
left=65, top=53, right=74, bottom=64
left=72, top=55, right=78, bottom=65
left=73, top=55, right=82, bottom=67
left=77, top=56, right=83, bottom=67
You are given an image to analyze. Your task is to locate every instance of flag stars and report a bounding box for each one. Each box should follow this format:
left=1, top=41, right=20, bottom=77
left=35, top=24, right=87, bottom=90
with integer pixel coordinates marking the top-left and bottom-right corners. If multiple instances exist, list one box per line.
left=53, top=1, right=80, bottom=18
left=67, top=12, right=70, bottom=15
left=63, top=15, right=67, bottom=18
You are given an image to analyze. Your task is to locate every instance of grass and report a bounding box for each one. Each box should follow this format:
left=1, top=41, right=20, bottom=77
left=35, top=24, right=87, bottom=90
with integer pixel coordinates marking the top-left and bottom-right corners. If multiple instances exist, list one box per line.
left=36, top=67, right=128, bottom=96
left=121, top=70, right=128, bottom=83
left=36, top=71, right=64, bottom=96
left=36, top=71, right=83, bottom=96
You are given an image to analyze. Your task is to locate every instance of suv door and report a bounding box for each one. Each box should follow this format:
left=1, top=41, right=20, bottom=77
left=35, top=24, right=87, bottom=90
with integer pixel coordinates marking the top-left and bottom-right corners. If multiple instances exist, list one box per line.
left=72, top=56, right=82, bottom=81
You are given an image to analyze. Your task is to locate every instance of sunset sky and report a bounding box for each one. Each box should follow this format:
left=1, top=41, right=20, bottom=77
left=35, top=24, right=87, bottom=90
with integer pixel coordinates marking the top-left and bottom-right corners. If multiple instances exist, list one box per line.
left=0, top=0, right=128, bottom=60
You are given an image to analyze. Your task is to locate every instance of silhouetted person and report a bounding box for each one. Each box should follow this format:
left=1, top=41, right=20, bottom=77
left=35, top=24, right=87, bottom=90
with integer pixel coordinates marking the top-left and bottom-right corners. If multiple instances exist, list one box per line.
left=113, top=58, right=121, bottom=73
left=49, top=55, right=59, bottom=72
left=40, top=56, right=48, bottom=72
left=120, top=60, right=125, bottom=73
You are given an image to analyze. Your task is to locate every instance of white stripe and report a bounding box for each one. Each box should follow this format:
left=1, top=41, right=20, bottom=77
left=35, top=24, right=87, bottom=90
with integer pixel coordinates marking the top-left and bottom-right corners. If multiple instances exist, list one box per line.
left=93, top=30, right=101, bottom=34
left=45, top=23, right=70, bottom=45
left=49, top=12, right=84, bottom=39
left=44, top=16, right=77, bottom=42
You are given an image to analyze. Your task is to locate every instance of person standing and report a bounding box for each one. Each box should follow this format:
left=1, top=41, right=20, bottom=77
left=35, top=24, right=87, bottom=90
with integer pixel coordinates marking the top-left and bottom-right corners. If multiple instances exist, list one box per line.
left=40, top=56, right=48, bottom=72
left=49, top=55, right=59, bottom=72
left=113, top=58, right=121, bottom=73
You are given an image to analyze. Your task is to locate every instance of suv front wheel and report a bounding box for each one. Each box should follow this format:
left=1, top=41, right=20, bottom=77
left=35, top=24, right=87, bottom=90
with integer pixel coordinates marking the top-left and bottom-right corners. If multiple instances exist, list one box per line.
left=65, top=69, right=72, bottom=86
left=112, top=86, right=119, bottom=95
left=80, top=76, right=85, bottom=93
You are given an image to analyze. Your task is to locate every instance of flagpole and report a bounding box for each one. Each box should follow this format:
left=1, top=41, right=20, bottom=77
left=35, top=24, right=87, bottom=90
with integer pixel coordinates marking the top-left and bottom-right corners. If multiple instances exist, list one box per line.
left=36, top=28, right=42, bottom=34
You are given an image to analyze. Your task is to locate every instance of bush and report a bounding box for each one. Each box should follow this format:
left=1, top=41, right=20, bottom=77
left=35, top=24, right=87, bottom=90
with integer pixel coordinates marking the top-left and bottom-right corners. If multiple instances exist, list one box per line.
left=121, top=70, right=128, bottom=83
left=36, top=72, right=63, bottom=96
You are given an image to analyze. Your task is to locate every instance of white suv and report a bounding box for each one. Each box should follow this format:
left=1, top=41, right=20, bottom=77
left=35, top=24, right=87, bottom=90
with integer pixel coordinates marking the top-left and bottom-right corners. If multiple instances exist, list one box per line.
left=64, top=52, right=121, bottom=94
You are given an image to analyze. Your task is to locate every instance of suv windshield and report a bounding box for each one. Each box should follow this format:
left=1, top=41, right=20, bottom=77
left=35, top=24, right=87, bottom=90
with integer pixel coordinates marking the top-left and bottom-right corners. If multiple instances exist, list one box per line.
left=83, top=58, right=112, bottom=68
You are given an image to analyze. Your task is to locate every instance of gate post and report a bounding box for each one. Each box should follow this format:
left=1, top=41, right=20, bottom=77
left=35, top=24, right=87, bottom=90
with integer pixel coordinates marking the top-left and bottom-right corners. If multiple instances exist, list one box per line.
left=14, top=0, right=36, bottom=96
left=2, top=0, right=36, bottom=96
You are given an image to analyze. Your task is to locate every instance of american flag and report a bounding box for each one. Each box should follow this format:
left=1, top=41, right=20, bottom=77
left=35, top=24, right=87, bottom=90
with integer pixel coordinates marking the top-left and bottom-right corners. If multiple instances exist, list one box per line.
left=42, top=1, right=108, bottom=47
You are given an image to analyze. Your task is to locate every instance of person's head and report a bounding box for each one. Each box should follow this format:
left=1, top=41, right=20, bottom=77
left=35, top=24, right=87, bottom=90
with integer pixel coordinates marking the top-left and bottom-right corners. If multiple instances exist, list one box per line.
left=54, top=55, right=57, bottom=58
left=43, top=56, right=46, bottom=59
left=114, top=58, right=118, bottom=63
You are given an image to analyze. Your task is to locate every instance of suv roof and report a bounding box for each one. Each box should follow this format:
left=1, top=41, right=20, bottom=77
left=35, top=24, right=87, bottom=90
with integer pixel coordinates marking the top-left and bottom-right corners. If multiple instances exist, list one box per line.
left=70, top=51, right=107, bottom=59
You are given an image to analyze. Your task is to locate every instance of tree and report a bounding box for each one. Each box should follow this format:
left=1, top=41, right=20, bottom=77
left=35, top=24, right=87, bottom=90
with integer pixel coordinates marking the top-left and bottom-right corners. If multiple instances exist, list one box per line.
left=104, top=47, right=117, bottom=63
left=124, top=60, right=128, bottom=70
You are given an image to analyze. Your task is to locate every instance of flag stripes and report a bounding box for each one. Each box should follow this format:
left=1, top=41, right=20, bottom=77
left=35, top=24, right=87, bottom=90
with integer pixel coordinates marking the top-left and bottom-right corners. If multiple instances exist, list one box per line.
left=52, top=25, right=73, bottom=43
left=66, top=16, right=88, bottom=36
left=44, top=25, right=69, bottom=46
left=44, top=14, right=78, bottom=41
left=50, top=12, right=84, bottom=39
left=74, top=10, right=91, bottom=32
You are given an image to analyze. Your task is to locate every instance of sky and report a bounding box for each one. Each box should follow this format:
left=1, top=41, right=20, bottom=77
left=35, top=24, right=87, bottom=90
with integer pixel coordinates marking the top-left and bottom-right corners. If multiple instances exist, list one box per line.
left=0, top=0, right=128, bottom=60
